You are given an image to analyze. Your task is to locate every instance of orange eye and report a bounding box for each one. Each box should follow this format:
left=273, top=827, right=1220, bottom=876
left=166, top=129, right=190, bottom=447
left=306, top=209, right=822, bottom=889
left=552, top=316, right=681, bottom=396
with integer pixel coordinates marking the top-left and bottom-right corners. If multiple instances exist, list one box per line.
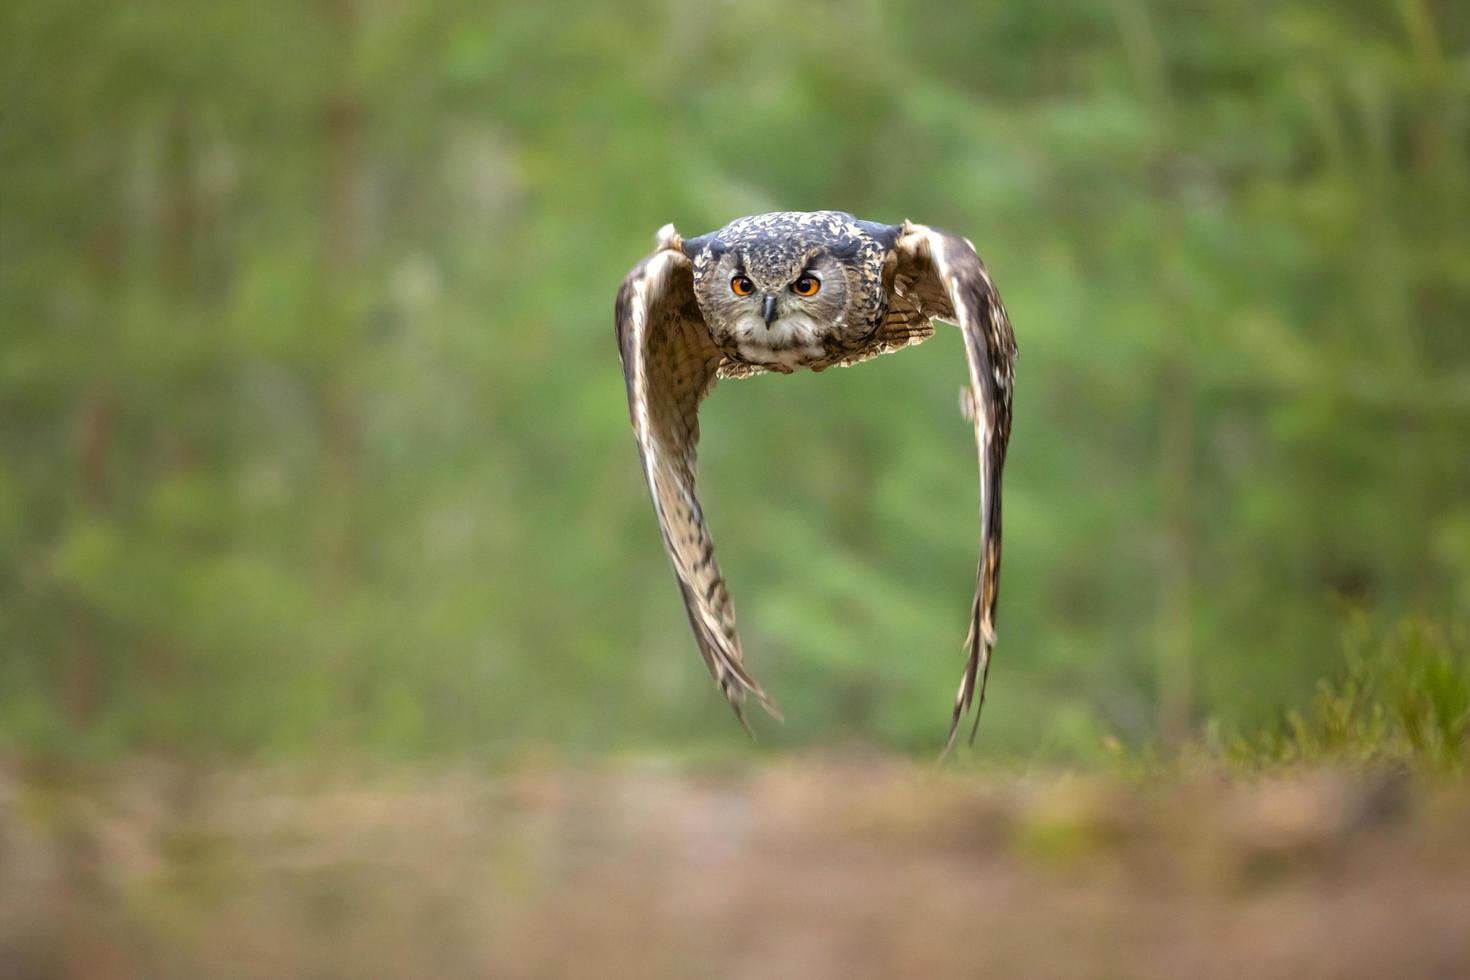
left=730, top=275, right=755, bottom=296
left=791, top=275, right=821, bottom=297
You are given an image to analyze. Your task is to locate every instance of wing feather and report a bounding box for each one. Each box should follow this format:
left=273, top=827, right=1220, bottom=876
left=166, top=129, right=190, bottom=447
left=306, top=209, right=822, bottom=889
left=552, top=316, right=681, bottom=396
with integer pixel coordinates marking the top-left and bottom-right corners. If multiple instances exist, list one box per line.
left=890, top=223, right=1018, bottom=753
left=615, top=234, right=779, bottom=728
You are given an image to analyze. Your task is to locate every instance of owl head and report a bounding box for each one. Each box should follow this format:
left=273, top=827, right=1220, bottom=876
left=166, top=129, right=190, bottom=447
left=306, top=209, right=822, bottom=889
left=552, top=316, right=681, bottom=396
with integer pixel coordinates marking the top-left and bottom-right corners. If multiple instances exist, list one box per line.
left=682, top=211, right=897, bottom=369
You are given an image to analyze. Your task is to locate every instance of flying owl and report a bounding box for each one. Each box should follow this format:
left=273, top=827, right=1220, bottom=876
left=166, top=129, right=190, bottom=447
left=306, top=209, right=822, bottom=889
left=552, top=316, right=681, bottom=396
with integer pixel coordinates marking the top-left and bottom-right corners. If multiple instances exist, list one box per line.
left=615, top=211, right=1017, bottom=751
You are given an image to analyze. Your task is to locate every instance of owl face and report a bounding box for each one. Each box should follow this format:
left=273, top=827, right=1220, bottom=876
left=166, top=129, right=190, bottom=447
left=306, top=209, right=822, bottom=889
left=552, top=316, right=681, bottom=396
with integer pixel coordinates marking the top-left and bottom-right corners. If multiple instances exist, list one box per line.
left=684, top=211, right=893, bottom=370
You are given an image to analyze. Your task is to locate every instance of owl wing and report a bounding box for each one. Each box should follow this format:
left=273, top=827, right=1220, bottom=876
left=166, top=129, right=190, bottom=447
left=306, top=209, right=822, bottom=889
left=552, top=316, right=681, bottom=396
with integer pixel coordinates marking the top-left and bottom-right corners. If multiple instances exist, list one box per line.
left=615, top=229, right=780, bottom=729
left=889, top=223, right=1018, bottom=754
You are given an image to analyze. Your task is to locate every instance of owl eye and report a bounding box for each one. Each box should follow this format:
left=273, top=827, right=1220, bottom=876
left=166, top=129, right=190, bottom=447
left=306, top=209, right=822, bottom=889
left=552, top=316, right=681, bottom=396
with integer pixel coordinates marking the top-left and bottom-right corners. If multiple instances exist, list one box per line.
left=730, top=275, right=755, bottom=296
left=791, top=275, right=821, bottom=297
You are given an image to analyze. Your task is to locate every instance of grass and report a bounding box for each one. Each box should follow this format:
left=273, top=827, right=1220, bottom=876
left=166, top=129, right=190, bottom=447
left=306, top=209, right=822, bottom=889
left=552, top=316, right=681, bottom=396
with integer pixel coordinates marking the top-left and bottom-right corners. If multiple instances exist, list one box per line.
left=4, top=614, right=1468, bottom=977
left=1224, top=615, right=1470, bottom=776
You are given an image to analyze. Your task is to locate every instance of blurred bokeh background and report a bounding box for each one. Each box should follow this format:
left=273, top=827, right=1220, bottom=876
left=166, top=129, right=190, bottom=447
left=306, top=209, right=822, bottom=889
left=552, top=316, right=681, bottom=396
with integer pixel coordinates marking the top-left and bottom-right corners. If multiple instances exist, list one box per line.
left=3, top=0, right=1468, bottom=764
left=5, top=4, right=1470, bottom=978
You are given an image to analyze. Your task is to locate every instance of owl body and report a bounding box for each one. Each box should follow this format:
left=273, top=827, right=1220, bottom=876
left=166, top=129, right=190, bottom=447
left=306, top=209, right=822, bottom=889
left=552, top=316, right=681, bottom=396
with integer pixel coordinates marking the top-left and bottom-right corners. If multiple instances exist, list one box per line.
left=616, top=210, right=1017, bottom=752
left=686, top=211, right=895, bottom=371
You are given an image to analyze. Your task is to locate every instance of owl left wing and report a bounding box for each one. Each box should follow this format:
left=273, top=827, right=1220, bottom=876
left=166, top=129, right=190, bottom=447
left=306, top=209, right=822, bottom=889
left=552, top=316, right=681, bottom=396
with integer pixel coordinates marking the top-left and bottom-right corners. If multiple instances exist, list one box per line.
left=615, top=227, right=779, bottom=729
left=889, top=222, right=1018, bottom=754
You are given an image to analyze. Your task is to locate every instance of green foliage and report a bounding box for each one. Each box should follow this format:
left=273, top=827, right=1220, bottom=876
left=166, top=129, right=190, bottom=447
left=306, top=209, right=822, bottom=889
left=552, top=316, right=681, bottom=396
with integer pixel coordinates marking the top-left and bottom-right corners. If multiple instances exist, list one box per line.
left=1228, top=616, right=1470, bottom=774
left=1, top=1, right=1468, bottom=762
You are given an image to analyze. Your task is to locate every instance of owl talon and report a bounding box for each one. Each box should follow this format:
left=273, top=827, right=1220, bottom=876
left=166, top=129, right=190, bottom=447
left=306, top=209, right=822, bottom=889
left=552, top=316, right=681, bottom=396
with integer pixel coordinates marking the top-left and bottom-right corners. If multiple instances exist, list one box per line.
left=959, top=386, right=976, bottom=422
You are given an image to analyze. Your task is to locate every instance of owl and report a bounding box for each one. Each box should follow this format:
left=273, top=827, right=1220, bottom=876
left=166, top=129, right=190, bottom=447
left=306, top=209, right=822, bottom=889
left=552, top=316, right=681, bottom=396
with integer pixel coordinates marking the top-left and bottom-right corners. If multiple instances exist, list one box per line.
left=615, top=211, right=1017, bottom=752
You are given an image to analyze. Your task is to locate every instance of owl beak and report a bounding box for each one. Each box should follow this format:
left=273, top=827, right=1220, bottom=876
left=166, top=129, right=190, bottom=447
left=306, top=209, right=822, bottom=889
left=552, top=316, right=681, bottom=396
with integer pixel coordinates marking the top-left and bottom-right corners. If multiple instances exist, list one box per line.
left=761, top=294, right=779, bottom=326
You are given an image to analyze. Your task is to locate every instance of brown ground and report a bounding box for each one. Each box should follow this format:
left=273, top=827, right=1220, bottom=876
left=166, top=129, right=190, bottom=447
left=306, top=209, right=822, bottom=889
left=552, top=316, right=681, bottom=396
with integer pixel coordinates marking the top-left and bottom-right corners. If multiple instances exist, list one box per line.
left=2, top=756, right=1467, bottom=979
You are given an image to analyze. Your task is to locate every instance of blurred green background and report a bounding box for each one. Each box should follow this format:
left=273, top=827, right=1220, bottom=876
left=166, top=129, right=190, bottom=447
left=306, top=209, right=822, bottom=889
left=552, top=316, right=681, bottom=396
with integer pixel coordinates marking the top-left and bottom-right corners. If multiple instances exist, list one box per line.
left=3, top=0, right=1467, bottom=763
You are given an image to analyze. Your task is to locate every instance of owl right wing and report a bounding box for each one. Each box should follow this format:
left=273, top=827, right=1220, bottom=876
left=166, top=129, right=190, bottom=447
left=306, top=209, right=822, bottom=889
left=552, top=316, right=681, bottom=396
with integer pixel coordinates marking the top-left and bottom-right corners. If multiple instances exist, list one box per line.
left=615, top=228, right=779, bottom=728
left=888, top=222, right=1018, bottom=755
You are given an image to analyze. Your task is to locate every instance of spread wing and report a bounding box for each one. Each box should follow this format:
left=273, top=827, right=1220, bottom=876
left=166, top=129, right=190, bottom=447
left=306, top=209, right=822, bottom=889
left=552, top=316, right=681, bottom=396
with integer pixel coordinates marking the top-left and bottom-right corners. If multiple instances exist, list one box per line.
left=615, top=228, right=779, bottom=729
left=890, top=223, right=1018, bottom=754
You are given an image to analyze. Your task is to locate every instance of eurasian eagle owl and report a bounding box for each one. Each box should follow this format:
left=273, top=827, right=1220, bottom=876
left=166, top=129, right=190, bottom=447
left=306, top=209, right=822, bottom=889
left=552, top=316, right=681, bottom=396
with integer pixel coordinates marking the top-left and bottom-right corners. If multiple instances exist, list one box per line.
left=615, top=211, right=1017, bottom=752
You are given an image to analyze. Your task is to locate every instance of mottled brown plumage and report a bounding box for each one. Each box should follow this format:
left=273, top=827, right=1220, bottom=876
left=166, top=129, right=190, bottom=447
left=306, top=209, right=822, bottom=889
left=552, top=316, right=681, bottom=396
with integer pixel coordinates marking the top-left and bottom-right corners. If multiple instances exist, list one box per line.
left=615, top=211, right=1016, bottom=750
